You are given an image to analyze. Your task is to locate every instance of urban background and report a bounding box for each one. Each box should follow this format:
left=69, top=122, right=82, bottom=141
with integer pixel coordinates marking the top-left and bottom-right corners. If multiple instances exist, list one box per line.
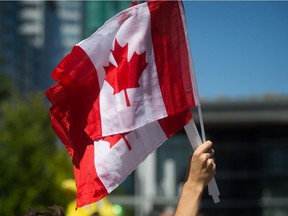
left=0, top=1, right=287, bottom=216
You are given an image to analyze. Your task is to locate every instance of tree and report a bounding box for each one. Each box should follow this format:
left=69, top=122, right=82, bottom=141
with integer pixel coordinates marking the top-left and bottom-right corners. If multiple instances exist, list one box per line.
left=0, top=92, right=73, bottom=216
left=0, top=72, right=13, bottom=102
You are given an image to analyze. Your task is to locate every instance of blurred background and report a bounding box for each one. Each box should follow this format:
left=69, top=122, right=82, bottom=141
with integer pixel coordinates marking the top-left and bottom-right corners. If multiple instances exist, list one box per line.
left=0, top=1, right=287, bottom=216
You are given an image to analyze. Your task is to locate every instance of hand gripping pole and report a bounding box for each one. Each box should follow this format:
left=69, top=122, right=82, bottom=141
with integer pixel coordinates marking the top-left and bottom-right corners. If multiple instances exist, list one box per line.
left=184, top=118, right=220, bottom=203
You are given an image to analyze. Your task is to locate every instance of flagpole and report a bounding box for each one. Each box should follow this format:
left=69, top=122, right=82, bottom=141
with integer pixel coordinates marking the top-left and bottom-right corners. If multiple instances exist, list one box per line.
left=179, top=0, right=220, bottom=203
left=197, top=105, right=206, bottom=142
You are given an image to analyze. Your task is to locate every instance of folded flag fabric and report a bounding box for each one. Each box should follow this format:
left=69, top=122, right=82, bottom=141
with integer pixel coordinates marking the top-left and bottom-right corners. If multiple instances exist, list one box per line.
left=46, top=0, right=199, bottom=207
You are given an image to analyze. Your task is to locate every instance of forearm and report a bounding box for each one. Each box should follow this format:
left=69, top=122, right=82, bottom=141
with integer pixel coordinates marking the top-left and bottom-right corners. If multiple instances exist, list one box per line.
left=174, top=141, right=215, bottom=216
left=174, top=182, right=204, bottom=216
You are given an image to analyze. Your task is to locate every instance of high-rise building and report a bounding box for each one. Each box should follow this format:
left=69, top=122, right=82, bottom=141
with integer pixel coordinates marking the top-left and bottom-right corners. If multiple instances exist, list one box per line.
left=42, top=1, right=83, bottom=90
left=0, top=2, right=19, bottom=78
left=83, top=1, right=130, bottom=38
left=0, top=1, right=132, bottom=91
left=18, top=1, right=45, bottom=48
left=51, top=1, right=83, bottom=55
left=0, top=1, right=83, bottom=91
left=15, top=1, right=44, bottom=91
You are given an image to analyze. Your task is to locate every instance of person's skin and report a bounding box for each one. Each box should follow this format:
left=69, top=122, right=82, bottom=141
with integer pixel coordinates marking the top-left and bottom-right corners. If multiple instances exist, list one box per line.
left=174, top=141, right=216, bottom=216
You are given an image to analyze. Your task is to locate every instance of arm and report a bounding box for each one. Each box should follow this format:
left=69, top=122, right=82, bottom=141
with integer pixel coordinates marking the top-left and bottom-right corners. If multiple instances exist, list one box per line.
left=174, top=141, right=216, bottom=216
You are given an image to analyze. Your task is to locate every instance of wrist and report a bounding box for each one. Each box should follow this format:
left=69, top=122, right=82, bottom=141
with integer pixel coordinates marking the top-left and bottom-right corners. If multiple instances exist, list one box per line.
left=175, top=181, right=204, bottom=216
left=183, top=180, right=204, bottom=199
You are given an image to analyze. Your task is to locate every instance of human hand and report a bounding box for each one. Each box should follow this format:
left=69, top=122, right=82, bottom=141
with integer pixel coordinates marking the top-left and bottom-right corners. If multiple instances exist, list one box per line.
left=186, top=140, right=216, bottom=191
left=174, top=141, right=216, bottom=216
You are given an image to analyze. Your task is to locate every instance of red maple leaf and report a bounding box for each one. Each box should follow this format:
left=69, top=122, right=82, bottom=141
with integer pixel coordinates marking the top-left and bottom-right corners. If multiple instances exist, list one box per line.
left=104, top=39, right=148, bottom=107
left=102, top=133, right=131, bottom=151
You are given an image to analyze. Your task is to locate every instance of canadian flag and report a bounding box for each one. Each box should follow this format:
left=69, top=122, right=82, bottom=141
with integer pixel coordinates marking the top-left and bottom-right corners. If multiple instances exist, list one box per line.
left=46, top=0, right=199, bottom=207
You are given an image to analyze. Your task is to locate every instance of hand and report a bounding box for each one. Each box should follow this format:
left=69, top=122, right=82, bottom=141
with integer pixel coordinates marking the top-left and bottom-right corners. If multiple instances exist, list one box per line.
left=186, top=140, right=216, bottom=191
left=174, top=141, right=216, bottom=216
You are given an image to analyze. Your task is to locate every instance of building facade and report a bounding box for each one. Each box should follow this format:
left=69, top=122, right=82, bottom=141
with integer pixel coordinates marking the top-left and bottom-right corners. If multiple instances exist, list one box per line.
left=0, top=1, right=132, bottom=92
left=0, top=1, right=83, bottom=91
left=0, top=2, right=20, bottom=79
left=82, top=1, right=130, bottom=38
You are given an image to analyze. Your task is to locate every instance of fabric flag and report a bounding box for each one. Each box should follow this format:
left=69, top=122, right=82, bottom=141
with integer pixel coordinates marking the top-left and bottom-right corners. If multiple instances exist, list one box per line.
left=46, top=0, right=199, bottom=208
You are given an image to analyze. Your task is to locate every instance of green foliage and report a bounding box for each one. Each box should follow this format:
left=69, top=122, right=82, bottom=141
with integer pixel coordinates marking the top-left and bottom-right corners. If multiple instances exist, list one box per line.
left=0, top=72, right=13, bottom=102
left=0, top=92, right=73, bottom=216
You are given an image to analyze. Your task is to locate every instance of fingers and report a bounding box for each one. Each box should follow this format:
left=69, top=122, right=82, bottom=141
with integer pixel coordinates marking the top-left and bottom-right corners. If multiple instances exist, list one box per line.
left=200, top=153, right=215, bottom=168
left=194, top=141, right=214, bottom=159
left=192, top=140, right=216, bottom=166
left=209, top=149, right=215, bottom=157
left=201, top=153, right=212, bottom=160
left=196, top=141, right=216, bottom=170
left=207, top=158, right=216, bottom=175
left=208, top=149, right=215, bottom=162
left=187, top=141, right=217, bottom=188
left=195, top=140, right=213, bottom=154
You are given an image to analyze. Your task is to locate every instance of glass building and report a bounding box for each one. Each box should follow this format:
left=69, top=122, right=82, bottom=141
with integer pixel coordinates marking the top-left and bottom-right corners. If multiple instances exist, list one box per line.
left=0, top=1, right=83, bottom=91
left=0, top=2, right=20, bottom=78
left=82, top=1, right=130, bottom=38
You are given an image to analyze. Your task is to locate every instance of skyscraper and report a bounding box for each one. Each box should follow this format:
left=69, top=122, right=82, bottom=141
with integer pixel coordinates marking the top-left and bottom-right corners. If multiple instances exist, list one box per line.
left=83, top=1, right=130, bottom=38
left=43, top=1, right=83, bottom=89
left=0, top=1, right=83, bottom=91
left=0, top=2, right=19, bottom=78
left=0, top=1, right=131, bottom=91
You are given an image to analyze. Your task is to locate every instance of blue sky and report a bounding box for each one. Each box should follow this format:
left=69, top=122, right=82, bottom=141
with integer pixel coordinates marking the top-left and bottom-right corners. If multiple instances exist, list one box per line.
left=183, top=1, right=288, bottom=100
